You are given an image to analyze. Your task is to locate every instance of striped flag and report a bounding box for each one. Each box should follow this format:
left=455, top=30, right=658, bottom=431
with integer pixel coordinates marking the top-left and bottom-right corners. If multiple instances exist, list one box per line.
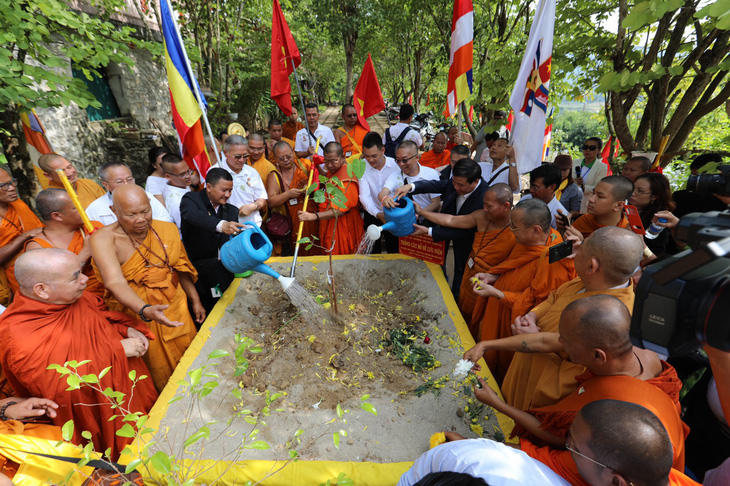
left=20, top=109, right=53, bottom=189
left=160, top=0, right=212, bottom=176
left=509, top=0, right=555, bottom=174
left=444, top=0, right=473, bottom=118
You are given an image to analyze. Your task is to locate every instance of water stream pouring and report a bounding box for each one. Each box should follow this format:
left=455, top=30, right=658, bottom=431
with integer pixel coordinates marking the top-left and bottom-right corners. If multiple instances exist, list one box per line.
left=220, top=224, right=295, bottom=291
left=366, top=197, right=417, bottom=241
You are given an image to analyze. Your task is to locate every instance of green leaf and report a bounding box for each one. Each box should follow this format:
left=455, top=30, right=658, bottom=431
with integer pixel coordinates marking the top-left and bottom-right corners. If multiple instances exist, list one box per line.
left=150, top=450, right=172, bottom=475
left=189, top=368, right=203, bottom=387
left=245, top=440, right=270, bottom=450
left=125, top=458, right=143, bottom=474
left=360, top=402, right=377, bottom=415
left=360, top=394, right=370, bottom=401
left=61, top=420, right=74, bottom=441
left=207, top=349, right=230, bottom=359
left=183, top=426, right=210, bottom=448
left=98, top=366, right=112, bottom=380
left=116, top=423, right=136, bottom=438
left=294, top=429, right=304, bottom=437
left=333, top=432, right=340, bottom=449
left=336, top=403, right=343, bottom=419
left=128, top=370, right=136, bottom=381
left=289, top=450, right=299, bottom=459
left=81, top=430, right=92, bottom=440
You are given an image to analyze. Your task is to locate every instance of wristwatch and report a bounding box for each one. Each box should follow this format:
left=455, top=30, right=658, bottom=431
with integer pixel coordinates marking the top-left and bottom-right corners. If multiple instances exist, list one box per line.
left=509, top=162, right=517, bottom=167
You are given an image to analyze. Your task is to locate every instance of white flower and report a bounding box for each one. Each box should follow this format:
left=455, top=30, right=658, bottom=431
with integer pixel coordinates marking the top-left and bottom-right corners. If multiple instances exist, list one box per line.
left=452, top=359, right=474, bottom=380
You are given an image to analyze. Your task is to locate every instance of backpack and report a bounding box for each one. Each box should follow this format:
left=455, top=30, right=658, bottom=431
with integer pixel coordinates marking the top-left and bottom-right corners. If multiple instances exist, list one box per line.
left=384, top=126, right=413, bottom=158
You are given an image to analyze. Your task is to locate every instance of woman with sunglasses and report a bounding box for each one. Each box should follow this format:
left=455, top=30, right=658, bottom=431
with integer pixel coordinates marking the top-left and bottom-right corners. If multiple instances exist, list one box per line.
left=573, top=137, right=607, bottom=213
left=553, top=154, right=583, bottom=218
left=629, top=172, right=679, bottom=259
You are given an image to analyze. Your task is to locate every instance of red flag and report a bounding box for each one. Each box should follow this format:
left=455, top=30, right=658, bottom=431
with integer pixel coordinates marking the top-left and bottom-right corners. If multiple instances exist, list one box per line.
left=352, top=53, right=385, bottom=131
left=505, top=111, right=514, bottom=131
left=600, top=136, right=614, bottom=175
left=468, top=105, right=474, bottom=122
left=271, top=0, right=301, bottom=116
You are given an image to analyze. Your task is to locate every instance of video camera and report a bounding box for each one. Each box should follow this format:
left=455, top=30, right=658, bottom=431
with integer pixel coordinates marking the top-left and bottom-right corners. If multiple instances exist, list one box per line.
left=631, top=166, right=730, bottom=356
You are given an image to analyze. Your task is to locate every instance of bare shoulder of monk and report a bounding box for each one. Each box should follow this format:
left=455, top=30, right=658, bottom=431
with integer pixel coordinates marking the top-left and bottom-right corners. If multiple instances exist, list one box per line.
left=91, top=223, right=136, bottom=265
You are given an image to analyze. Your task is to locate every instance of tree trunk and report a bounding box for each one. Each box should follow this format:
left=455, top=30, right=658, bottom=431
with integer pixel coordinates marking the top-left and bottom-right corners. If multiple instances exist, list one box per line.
left=343, top=30, right=358, bottom=102
left=0, top=104, right=40, bottom=207
left=413, top=49, right=422, bottom=112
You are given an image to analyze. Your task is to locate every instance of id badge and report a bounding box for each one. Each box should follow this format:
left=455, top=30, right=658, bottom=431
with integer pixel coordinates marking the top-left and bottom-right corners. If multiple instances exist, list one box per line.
left=289, top=198, right=299, bottom=206
left=467, top=258, right=475, bottom=269
left=211, top=287, right=222, bottom=298
left=345, top=151, right=352, bottom=157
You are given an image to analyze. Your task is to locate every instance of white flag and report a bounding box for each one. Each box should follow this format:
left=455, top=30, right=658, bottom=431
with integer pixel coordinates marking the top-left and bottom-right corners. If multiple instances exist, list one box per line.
left=509, top=0, right=555, bottom=174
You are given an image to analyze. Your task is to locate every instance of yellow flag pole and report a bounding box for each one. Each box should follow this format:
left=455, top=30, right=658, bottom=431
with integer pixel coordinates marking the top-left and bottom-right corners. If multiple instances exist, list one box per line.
left=653, top=135, right=670, bottom=169
left=289, top=136, right=322, bottom=278
left=56, top=169, right=95, bottom=234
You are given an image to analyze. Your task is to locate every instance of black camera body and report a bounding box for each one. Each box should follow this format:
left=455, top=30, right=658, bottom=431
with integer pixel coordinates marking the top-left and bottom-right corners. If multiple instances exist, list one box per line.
left=686, top=165, right=730, bottom=195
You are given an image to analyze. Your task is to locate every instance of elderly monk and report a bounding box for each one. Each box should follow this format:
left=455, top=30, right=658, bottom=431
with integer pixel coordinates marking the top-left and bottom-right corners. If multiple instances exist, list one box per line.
left=0, top=167, right=43, bottom=307
left=499, top=227, right=643, bottom=410
left=247, top=133, right=278, bottom=192
left=334, top=104, right=368, bottom=158
left=0, top=249, right=157, bottom=460
left=91, top=185, right=202, bottom=392
left=298, top=142, right=363, bottom=255
left=415, top=183, right=515, bottom=330
left=470, top=199, right=576, bottom=382
left=268, top=142, right=319, bottom=256
left=265, top=118, right=296, bottom=166
left=282, top=107, right=305, bottom=141
left=420, top=132, right=451, bottom=170
left=568, top=176, right=632, bottom=238
left=22, top=189, right=104, bottom=297
left=38, top=154, right=105, bottom=209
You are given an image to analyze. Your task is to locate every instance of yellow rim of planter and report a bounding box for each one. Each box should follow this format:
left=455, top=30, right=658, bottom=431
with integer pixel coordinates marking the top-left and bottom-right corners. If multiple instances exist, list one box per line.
left=127, top=254, right=515, bottom=485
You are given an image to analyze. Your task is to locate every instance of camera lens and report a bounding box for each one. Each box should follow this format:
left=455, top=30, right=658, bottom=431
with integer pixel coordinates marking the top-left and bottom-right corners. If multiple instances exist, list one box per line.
left=687, top=174, right=725, bottom=194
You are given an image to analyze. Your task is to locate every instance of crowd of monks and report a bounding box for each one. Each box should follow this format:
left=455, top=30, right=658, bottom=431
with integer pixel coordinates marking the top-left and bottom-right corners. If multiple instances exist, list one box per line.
left=0, top=102, right=727, bottom=486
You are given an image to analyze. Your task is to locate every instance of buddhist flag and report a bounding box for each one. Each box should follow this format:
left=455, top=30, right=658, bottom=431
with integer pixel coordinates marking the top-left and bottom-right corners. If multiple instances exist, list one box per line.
left=160, top=0, right=211, bottom=176
left=542, top=123, right=552, bottom=161
left=509, top=0, right=555, bottom=174
left=271, top=0, right=301, bottom=116
left=352, top=54, right=385, bottom=131
left=20, top=109, right=53, bottom=189
left=444, top=0, right=474, bottom=118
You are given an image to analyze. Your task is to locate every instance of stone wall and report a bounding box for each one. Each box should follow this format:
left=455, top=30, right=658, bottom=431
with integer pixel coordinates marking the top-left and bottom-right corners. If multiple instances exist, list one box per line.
left=35, top=47, right=176, bottom=185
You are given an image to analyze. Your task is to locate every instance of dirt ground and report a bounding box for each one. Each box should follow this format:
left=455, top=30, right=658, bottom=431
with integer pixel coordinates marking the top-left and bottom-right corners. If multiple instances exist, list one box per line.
left=155, top=257, right=503, bottom=464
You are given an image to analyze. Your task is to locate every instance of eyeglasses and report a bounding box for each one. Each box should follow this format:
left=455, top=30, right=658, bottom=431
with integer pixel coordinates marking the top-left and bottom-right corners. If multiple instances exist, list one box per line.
left=107, top=177, right=135, bottom=185
left=395, top=154, right=417, bottom=165
left=508, top=219, right=528, bottom=232
left=0, top=178, right=18, bottom=191
left=166, top=169, right=194, bottom=178
left=582, top=145, right=599, bottom=151
left=277, top=155, right=293, bottom=161
left=566, top=439, right=610, bottom=470
left=530, top=183, right=546, bottom=190
left=231, top=154, right=249, bottom=161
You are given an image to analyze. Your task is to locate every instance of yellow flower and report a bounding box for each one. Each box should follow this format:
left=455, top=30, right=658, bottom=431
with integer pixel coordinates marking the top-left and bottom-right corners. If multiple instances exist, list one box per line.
left=470, top=424, right=484, bottom=437
left=429, top=432, right=446, bottom=449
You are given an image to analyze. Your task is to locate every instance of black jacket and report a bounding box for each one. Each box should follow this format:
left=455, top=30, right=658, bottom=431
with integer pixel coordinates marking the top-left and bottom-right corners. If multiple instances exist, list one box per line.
left=180, top=190, right=239, bottom=262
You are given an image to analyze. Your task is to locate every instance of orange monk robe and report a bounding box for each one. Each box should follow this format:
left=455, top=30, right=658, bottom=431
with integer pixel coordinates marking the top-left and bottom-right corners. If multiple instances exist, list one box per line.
left=268, top=137, right=296, bottom=167
left=337, top=125, right=368, bottom=158
left=0, top=420, right=62, bottom=479
left=419, top=149, right=451, bottom=170
left=518, top=373, right=688, bottom=486
left=571, top=213, right=630, bottom=239
left=98, top=220, right=198, bottom=392
left=48, top=178, right=106, bottom=210
left=472, top=229, right=576, bottom=383
left=458, top=227, right=516, bottom=336
left=282, top=120, right=304, bottom=141
left=501, top=277, right=635, bottom=410
left=0, top=292, right=158, bottom=461
left=0, top=200, right=43, bottom=306
left=317, top=164, right=364, bottom=255
left=21, top=221, right=105, bottom=298
left=283, top=159, right=320, bottom=256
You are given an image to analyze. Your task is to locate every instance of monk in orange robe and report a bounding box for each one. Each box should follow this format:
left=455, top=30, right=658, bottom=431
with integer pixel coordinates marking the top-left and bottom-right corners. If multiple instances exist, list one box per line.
left=91, top=185, right=203, bottom=392
left=568, top=175, right=633, bottom=238
left=415, top=183, right=515, bottom=331
left=266, top=118, right=297, bottom=167
left=39, top=154, right=106, bottom=209
left=500, top=226, right=644, bottom=410
left=282, top=108, right=305, bottom=141
left=0, top=167, right=43, bottom=306
left=0, top=249, right=157, bottom=461
left=16, top=188, right=104, bottom=297
left=419, top=132, right=451, bottom=170
left=334, top=105, right=368, bottom=158
left=298, top=142, right=363, bottom=255
left=469, top=199, right=575, bottom=382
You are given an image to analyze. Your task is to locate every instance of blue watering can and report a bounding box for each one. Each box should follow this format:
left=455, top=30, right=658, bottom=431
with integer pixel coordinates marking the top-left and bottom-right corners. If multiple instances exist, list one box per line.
left=367, top=196, right=417, bottom=240
left=220, top=224, right=295, bottom=291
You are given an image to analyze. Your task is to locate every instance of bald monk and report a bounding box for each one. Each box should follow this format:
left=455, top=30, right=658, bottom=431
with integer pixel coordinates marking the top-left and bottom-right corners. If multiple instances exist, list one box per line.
left=535, top=400, right=698, bottom=486
left=419, top=132, right=451, bottom=170
left=298, top=142, right=363, bottom=254
left=498, top=226, right=644, bottom=410
left=38, top=154, right=105, bottom=209
left=567, top=176, right=632, bottom=238
left=247, top=132, right=278, bottom=191
left=468, top=295, right=678, bottom=448
left=334, top=104, right=368, bottom=158
left=268, top=142, right=320, bottom=256
left=265, top=118, right=296, bottom=166
left=22, top=189, right=105, bottom=297
left=415, top=183, right=515, bottom=329
left=282, top=107, right=304, bottom=141
left=0, top=167, right=43, bottom=307
left=469, top=199, right=576, bottom=382
left=91, top=185, right=203, bottom=392
left=0, top=249, right=157, bottom=460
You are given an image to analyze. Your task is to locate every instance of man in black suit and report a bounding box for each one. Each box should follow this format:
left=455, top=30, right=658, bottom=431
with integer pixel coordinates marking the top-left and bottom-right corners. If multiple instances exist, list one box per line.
left=180, top=168, right=246, bottom=316
left=393, top=158, right=488, bottom=298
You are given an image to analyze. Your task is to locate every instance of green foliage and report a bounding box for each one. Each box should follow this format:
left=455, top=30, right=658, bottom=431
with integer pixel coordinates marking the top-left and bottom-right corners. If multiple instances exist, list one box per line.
left=551, top=111, right=608, bottom=157
left=320, top=472, right=354, bottom=486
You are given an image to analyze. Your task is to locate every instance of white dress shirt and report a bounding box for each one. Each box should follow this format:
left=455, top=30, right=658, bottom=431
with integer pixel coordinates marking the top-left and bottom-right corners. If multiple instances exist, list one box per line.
left=520, top=194, right=568, bottom=229
left=456, top=179, right=481, bottom=213
left=211, top=159, right=268, bottom=227
left=383, top=122, right=423, bottom=147
left=163, top=184, right=191, bottom=230
left=86, top=190, right=174, bottom=226
left=384, top=164, right=440, bottom=209
left=359, top=156, right=399, bottom=217
left=294, top=123, right=336, bottom=156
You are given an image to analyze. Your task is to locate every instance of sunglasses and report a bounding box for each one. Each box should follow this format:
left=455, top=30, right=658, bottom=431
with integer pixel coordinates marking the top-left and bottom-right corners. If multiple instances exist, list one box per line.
left=395, top=154, right=417, bottom=165
left=582, top=145, right=599, bottom=151
left=231, top=154, right=250, bottom=161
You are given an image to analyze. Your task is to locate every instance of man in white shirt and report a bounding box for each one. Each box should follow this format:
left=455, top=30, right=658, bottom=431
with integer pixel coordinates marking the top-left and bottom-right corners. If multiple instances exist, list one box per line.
left=160, top=154, right=193, bottom=231
left=294, top=102, right=335, bottom=158
left=379, top=141, right=441, bottom=214
left=573, top=137, right=608, bottom=213
left=86, top=162, right=173, bottom=226
left=358, top=132, right=399, bottom=253
left=212, top=134, right=268, bottom=227
left=479, top=138, right=520, bottom=192
left=519, top=163, right=567, bottom=229
left=382, top=104, right=423, bottom=156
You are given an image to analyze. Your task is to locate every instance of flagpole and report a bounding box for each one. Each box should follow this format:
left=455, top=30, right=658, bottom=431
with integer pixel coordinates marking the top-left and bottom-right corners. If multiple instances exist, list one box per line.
left=291, top=63, right=315, bottom=147
left=164, top=0, right=221, bottom=168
